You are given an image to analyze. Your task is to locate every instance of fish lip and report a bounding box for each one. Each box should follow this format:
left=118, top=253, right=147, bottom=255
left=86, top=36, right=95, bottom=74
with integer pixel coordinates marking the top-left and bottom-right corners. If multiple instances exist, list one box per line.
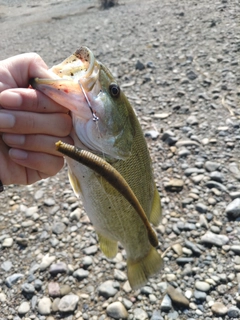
left=31, top=47, right=100, bottom=92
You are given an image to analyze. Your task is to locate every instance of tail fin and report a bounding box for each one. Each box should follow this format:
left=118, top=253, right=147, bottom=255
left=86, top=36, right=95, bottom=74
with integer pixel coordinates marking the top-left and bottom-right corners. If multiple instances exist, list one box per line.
left=127, top=247, right=163, bottom=290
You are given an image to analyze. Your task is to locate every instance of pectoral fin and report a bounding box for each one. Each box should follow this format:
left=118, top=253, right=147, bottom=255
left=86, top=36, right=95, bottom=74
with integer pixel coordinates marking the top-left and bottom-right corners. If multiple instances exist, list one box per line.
left=98, top=233, right=118, bottom=259
left=68, top=168, right=82, bottom=197
left=149, top=186, right=162, bottom=226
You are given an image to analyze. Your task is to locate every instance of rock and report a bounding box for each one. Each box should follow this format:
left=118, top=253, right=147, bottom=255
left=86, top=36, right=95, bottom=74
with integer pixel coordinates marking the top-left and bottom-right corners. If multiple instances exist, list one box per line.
left=49, top=262, right=68, bottom=275
left=48, top=282, right=61, bottom=297
left=211, top=302, right=228, bottom=316
left=98, top=280, right=119, bottom=298
left=226, top=198, right=240, bottom=219
left=0, top=293, right=6, bottom=302
left=18, top=301, right=30, bottom=315
left=227, top=306, right=240, bottom=318
left=34, top=279, right=43, bottom=291
left=82, top=256, right=93, bottom=268
left=38, top=297, right=52, bottom=315
left=69, top=208, right=81, bottom=221
left=21, top=283, right=35, bottom=294
left=194, top=290, right=207, bottom=301
left=83, top=245, right=98, bottom=255
left=44, top=198, right=55, bottom=206
left=135, top=60, right=145, bottom=70
left=161, top=130, right=178, bottom=146
left=167, top=285, right=189, bottom=307
left=58, top=294, right=79, bottom=313
left=52, top=221, right=66, bottom=234
left=106, top=301, right=128, bottom=319
left=186, top=115, right=198, bottom=125
left=114, top=269, right=127, bottom=281
left=122, top=298, right=133, bottom=310
left=200, top=231, right=229, bottom=247
left=204, top=180, right=227, bottom=192
left=195, top=281, right=210, bottom=292
left=164, top=179, right=184, bottom=192
left=231, top=245, right=240, bottom=254
left=151, top=310, right=163, bottom=320
left=133, top=308, right=149, bottom=320
left=2, top=237, right=13, bottom=247
left=160, top=294, right=172, bottom=311
left=73, top=268, right=89, bottom=280
left=172, top=243, right=183, bottom=256
left=195, top=203, right=208, bottom=213
left=144, top=130, right=159, bottom=140
left=5, top=273, right=24, bottom=287
left=1, top=260, right=13, bottom=271
left=205, top=161, right=221, bottom=172
left=186, top=70, right=198, bottom=80
left=141, top=286, right=153, bottom=295
left=60, top=284, right=71, bottom=296
left=39, top=254, right=56, bottom=271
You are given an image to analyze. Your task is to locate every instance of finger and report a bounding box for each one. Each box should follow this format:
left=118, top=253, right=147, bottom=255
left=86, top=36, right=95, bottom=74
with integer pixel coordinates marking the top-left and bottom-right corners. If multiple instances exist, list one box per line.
left=0, top=88, right=69, bottom=113
left=2, top=133, right=73, bottom=156
left=0, top=110, right=72, bottom=136
left=9, top=148, right=65, bottom=183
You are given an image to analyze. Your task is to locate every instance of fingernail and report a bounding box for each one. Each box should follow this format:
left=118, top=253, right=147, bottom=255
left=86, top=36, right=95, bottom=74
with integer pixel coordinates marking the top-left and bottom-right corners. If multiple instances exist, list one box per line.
left=9, top=149, right=28, bottom=160
left=0, top=91, right=22, bottom=108
left=0, top=113, right=15, bottom=128
left=2, top=134, right=25, bottom=145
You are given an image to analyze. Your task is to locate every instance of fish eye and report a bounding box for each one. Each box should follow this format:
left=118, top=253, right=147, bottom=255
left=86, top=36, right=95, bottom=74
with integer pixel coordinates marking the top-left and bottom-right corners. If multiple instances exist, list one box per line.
left=109, top=83, right=120, bottom=98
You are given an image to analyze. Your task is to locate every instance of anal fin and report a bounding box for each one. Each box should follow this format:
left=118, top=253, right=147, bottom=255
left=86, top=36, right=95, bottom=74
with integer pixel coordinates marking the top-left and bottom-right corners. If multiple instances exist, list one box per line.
left=98, top=233, right=118, bottom=259
left=149, top=186, right=162, bottom=226
left=127, top=246, right=163, bottom=290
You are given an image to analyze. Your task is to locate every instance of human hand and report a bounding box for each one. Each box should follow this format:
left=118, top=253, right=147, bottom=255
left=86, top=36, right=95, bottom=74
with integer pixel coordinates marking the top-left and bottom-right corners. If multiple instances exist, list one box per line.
left=0, top=53, right=73, bottom=186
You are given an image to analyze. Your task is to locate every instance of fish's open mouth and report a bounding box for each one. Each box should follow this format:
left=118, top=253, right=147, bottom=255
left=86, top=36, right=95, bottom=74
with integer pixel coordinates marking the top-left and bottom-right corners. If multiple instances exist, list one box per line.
left=30, top=47, right=101, bottom=117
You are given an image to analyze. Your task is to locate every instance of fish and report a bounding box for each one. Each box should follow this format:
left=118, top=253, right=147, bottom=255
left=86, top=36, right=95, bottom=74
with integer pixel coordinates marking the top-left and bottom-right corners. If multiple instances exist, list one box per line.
left=31, top=47, right=163, bottom=289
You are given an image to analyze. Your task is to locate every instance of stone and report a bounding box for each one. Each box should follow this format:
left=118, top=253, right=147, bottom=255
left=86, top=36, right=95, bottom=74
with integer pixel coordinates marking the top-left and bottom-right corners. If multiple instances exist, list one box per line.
left=114, top=269, right=127, bottom=281
left=200, top=231, right=229, bottom=247
left=195, top=281, right=210, bottom=292
left=144, top=130, right=159, bottom=140
left=160, top=294, right=172, bottom=311
left=5, top=273, right=24, bottom=287
left=194, top=290, right=207, bottom=301
left=164, top=179, right=184, bottom=192
left=39, top=254, right=56, bottom=271
left=2, top=237, right=13, bottom=247
left=205, top=161, right=221, bottom=172
left=48, top=282, right=61, bottom=297
left=167, top=285, right=189, bottom=307
left=38, top=297, right=52, bottom=315
left=106, top=301, right=128, bottom=319
left=58, top=294, right=79, bottom=313
left=18, top=301, right=30, bottom=315
left=60, top=284, right=71, bottom=296
left=226, top=198, right=240, bottom=219
left=98, top=280, right=119, bottom=298
left=227, top=306, right=240, bottom=318
left=21, top=283, right=35, bottom=294
left=151, top=310, right=163, bottom=320
left=44, top=198, right=55, bottom=206
left=52, top=221, right=66, bottom=234
left=83, top=245, right=98, bottom=255
left=1, top=260, right=13, bottom=271
left=49, top=262, right=68, bottom=275
left=133, top=308, right=148, bottom=320
left=135, top=60, right=145, bottom=70
left=73, top=268, right=89, bottom=280
left=211, top=302, right=227, bottom=316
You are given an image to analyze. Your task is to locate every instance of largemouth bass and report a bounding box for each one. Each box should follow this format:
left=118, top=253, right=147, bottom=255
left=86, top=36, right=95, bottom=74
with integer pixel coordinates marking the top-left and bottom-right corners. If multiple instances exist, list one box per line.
left=31, top=47, right=163, bottom=289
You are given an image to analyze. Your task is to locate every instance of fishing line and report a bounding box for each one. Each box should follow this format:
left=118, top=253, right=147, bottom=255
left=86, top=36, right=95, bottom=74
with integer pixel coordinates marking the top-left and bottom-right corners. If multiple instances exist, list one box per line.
left=78, top=82, right=99, bottom=122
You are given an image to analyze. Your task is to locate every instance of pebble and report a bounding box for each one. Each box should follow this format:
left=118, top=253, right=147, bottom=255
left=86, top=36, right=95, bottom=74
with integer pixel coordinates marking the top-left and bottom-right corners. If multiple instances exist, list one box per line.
left=48, top=282, right=60, bottom=297
left=106, top=301, right=128, bottom=319
left=52, top=221, right=66, bottom=234
left=195, top=281, right=210, bottom=292
left=73, top=268, right=89, bottom=280
left=164, top=179, right=184, bottom=192
left=49, top=262, right=68, bottom=275
left=114, top=269, right=127, bottom=281
left=0, top=293, right=6, bottom=302
left=167, top=285, right=189, bottom=307
left=151, top=310, right=163, bottom=320
left=83, top=245, right=98, bottom=255
left=227, top=306, right=240, bottom=318
left=38, top=297, right=52, bottom=315
left=200, top=231, right=229, bottom=246
left=194, top=290, right=207, bottom=301
left=39, top=254, right=56, bottom=271
left=58, top=294, right=79, bottom=313
left=44, top=198, right=55, bottom=206
left=226, top=198, right=240, bottom=219
left=205, top=161, right=221, bottom=172
left=5, top=273, right=24, bottom=287
left=18, top=301, right=30, bottom=315
left=21, top=283, right=35, bottom=295
left=231, top=245, right=240, bottom=254
left=144, top=130, right=159, bottom=140
left=133, top=308, right=149, bottom=320
left=2, top=237, right=13, bottom=247
left=160, top=294, right=172, bottom=311
left=1, top=260, right=13, bottom=271
left=98, top=280, right=119, bottom=298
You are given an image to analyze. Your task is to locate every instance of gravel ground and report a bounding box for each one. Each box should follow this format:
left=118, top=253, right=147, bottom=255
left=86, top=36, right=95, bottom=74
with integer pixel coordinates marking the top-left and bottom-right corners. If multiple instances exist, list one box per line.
left=1, top=0, right=240, bottom=319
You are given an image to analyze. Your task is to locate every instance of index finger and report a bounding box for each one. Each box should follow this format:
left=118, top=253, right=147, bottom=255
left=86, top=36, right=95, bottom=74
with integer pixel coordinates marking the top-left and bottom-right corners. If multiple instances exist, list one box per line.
left=0, top=88, right=69, bottom=113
